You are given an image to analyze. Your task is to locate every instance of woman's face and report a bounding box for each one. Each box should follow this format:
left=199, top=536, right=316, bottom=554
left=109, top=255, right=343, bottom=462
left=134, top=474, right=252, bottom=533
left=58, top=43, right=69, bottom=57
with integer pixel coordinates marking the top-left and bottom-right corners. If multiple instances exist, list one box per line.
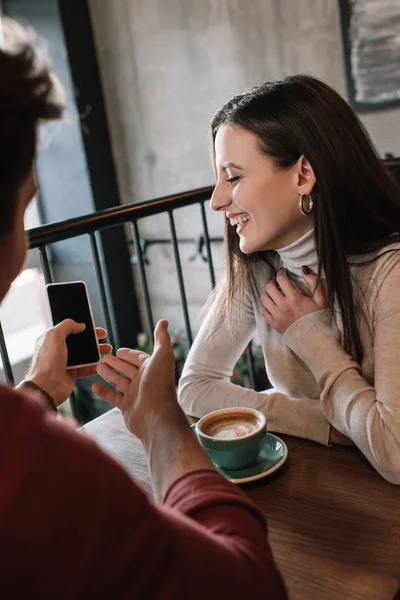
left=211, top=125, right=314, bottom=253
left=0, top=167, right=37, bottom=302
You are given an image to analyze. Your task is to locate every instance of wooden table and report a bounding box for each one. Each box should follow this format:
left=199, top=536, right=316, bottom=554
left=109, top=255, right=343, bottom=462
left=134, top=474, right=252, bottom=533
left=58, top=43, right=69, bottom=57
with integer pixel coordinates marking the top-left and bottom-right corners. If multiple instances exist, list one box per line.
left=83, top=408, right=400, bottom=600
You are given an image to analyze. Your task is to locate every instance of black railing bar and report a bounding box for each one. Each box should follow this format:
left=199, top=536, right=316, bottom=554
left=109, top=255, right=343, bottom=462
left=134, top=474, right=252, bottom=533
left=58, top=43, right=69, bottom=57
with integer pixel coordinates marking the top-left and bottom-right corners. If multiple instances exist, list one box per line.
left=69, top=391, right=84, bottom=424
left=0, top=321, right=15, bottom=386
left=29, top=186, right=213, bottom=249
left=200, top=202, right=216, bottom=288
left=382, top=154, right=400, bottom=166
left=130, top=235, right=224, bottom=266
left=39, top=247, right=53, bottom=284
left=127, top=235, right=223, bottom=247
left=130, top=221, right=155, bottom=347
left=89, top=232, right=116, bottom=350
left=168, top=211, right=193, bottom=346
left=247, top=341, right=256, bottom=390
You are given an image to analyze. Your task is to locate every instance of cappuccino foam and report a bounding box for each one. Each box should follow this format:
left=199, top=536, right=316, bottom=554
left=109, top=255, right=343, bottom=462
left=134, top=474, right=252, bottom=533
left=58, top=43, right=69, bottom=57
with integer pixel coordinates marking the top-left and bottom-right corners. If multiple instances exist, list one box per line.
left=201, top=412, right=261, bottom=440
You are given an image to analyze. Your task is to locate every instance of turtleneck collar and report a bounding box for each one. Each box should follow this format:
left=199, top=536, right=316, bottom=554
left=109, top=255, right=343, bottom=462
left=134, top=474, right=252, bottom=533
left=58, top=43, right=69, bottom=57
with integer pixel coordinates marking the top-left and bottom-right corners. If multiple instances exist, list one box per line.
left=274, top=228, right=318, bottom=277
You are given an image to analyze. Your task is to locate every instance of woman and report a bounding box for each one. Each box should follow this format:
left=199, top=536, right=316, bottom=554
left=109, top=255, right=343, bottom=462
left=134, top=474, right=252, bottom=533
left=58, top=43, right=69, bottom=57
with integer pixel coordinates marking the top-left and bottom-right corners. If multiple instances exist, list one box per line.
left=179, top=75, right=400, bottom=484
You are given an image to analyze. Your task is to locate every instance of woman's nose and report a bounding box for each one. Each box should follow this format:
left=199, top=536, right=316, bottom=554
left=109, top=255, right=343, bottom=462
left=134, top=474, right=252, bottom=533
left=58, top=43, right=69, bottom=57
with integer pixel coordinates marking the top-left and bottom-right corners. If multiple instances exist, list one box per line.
left=210, top=185, right=231, bottom=212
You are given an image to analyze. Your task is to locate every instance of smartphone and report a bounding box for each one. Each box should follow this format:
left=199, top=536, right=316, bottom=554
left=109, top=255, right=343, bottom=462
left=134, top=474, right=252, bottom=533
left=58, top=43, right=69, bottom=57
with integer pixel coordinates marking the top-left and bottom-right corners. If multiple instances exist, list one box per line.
left=45, top=281, right=101, bottom=369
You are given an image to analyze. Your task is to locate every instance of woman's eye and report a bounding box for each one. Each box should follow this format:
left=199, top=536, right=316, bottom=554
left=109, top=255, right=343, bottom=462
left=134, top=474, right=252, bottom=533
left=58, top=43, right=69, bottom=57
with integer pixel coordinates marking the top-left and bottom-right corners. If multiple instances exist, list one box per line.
left=227, top=176, right=240, bottom=184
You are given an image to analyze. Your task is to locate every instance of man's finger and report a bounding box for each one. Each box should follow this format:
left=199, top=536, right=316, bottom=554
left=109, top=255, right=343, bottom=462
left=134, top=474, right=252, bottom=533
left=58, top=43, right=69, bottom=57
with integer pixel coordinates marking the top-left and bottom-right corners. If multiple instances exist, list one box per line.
left=99, top=343, right=113, bottom=355
left=97, top=362, right=130, bottom=392
left=153, top=320, right=172, bottom=352
left=95, top=327, right=107, bottom=340
left=91, top=382, right=123, bottom=408
left=116, top=348, right=150, bottom=367
left=55, top=319, right=86, bottom=337
left=102, top=354, right=138, bottom=380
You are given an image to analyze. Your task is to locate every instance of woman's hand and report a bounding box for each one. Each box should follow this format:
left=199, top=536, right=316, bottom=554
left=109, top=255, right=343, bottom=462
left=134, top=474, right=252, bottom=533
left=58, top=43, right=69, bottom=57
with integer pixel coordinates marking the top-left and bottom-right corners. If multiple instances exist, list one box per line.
left=261, top=266, right=327, bottom=335
left=329, top=426, right=354, bottom=446
left=26, top=320, right=112, bottom=406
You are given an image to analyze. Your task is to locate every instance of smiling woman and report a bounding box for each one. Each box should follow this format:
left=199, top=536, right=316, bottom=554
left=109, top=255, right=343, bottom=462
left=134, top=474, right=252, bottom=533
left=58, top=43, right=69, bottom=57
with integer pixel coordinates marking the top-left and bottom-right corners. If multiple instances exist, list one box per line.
left=179, top=74, right=400, bottom=484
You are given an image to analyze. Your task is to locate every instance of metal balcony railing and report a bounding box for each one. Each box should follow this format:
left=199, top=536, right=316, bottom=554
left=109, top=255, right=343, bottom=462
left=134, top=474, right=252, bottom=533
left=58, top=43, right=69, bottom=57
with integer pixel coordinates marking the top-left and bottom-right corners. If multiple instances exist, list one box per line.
left=0, top=185, right=258, bottom=400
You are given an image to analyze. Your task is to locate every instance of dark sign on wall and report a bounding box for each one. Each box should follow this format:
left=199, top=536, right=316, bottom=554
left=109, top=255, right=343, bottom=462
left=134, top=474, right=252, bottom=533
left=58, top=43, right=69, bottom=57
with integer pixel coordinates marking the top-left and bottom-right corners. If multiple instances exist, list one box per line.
left=339, top=0, right=400, bottom=112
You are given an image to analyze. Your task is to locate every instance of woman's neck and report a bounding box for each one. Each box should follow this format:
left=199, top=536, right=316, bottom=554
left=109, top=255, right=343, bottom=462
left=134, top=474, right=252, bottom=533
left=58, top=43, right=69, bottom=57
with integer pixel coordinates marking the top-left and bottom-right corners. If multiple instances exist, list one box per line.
left=274, top=228, right=318, bottom=277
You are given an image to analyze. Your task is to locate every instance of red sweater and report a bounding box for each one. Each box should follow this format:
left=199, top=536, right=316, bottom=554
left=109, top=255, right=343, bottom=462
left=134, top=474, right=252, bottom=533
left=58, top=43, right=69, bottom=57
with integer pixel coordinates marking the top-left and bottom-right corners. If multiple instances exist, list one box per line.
left=0, top=387, right=287, bottom=599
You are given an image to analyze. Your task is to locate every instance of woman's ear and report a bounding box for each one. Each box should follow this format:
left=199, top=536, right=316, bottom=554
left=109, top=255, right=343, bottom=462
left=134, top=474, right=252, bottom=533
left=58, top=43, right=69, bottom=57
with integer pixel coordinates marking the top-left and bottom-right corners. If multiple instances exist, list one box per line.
left=296, top=155, right=316, bottom=195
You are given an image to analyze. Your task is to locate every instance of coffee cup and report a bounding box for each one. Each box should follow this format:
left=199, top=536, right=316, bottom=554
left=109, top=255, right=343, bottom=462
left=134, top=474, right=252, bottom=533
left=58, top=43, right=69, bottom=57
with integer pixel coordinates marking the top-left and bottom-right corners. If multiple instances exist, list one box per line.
left=196, top=407, right=266, bottom=470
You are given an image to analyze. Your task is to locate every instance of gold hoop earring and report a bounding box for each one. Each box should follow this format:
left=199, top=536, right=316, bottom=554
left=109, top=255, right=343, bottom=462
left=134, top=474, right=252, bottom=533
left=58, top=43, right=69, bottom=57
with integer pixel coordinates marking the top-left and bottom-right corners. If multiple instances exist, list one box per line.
left=299, top=193, right=313, bottom=216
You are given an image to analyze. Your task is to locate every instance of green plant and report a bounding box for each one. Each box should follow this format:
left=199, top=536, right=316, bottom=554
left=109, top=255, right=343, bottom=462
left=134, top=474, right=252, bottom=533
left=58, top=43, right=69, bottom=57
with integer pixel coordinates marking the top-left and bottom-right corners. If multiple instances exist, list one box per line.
left=232, top=343, right=270, bottom=391
left=232, top=344, right=265, bottom=378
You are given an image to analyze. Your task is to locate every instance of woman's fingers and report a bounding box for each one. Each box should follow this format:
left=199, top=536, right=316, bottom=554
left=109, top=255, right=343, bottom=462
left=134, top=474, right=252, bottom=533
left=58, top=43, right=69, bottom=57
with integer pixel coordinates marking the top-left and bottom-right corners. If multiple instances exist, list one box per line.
left=261, top=306, right=274, bottom=326
left=97, top=361, right=131, bottom=393
left=301, top=267, right=327, bottom=307
left=265, top=279, right=283, bottom=305
left=92, top=382, right=123, bottom=408
left=275, top=269, right=297, bottom=298
left=261, top=292, right=277, bottom=315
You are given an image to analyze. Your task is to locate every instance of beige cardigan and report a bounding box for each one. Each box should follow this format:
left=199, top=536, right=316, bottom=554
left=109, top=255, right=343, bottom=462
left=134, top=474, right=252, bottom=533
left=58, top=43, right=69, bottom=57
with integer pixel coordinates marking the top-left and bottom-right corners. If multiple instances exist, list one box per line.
left=178, top=229, right=400, bottom=484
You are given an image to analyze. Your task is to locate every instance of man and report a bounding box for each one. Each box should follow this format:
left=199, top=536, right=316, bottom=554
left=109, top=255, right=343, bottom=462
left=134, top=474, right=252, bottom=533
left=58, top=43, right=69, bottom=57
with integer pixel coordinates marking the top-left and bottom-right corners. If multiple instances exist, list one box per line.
left=0, top=18, right=286, bottom=599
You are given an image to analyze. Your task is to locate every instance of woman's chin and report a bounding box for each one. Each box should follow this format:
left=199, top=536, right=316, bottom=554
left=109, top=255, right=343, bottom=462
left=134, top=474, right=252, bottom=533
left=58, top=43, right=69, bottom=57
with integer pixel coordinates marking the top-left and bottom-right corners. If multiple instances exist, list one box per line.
left=239, top=237, right=260, bottom=255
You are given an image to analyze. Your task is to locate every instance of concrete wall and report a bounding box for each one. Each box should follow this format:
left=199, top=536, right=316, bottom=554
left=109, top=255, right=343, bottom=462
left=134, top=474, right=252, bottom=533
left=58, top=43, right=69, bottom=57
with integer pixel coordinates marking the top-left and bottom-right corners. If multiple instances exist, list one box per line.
left=88, top=0, right=400, bottom=335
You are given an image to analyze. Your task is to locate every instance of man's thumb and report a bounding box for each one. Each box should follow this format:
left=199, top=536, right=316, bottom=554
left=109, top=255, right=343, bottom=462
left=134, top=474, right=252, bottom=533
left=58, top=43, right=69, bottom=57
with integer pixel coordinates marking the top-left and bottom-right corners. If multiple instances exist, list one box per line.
left=153, top=319, right=171, bottom=351
left=56, top=319, right=86, bottom=337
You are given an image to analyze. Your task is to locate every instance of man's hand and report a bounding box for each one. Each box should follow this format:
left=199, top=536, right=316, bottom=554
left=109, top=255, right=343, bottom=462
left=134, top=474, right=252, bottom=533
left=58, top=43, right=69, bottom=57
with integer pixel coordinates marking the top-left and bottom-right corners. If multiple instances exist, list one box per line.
left=26, top=320, right=112, bottom=406
left=93, top=319, right=177, bottom=439
left=94, top=319, right=214, bottom=500
left=261, top=267, right=327, bottom=334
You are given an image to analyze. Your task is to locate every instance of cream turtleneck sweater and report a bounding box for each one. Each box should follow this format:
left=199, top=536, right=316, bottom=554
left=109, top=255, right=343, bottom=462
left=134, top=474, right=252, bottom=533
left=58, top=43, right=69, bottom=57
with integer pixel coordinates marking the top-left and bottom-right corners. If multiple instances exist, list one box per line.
left=178, top=229, right=400, bottom=484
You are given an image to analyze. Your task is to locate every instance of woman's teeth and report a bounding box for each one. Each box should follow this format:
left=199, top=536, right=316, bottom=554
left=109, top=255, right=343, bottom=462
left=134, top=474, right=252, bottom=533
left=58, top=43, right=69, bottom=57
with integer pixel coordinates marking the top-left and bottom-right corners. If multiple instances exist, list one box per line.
left=229, top=215, right=250, bottom=228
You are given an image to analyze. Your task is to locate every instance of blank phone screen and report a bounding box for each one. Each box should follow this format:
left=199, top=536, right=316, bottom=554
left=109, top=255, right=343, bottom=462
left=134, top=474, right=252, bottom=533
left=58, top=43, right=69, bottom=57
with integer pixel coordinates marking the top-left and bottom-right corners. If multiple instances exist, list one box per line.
left=47, top=282, right=100, bottom=368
